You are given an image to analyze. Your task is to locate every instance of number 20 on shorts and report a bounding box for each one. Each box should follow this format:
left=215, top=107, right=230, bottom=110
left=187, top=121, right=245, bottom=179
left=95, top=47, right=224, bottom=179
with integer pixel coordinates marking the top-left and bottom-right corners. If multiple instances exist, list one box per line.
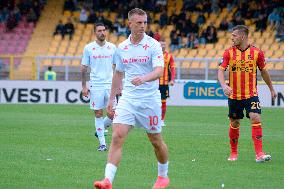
left=251, top=102, right=260, bottom=109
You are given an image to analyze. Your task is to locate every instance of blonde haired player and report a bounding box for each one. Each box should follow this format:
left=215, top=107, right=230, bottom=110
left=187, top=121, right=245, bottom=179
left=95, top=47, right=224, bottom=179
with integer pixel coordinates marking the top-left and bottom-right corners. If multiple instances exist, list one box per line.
left=94, top=8, right=170, bottom=189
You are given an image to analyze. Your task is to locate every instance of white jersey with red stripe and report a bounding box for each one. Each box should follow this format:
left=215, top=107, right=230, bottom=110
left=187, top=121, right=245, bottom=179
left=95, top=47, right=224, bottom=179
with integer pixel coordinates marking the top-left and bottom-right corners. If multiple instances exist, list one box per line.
left=114, top=33, right=164, bottom=99
left=81, top=41, right=116, bottom=89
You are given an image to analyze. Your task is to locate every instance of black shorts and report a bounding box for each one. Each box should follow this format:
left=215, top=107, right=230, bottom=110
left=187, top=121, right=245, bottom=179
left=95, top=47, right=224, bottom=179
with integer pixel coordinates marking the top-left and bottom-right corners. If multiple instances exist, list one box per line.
left=228, top=96, right=261, bottom=119
left=159, top=85, right=169, bottom=100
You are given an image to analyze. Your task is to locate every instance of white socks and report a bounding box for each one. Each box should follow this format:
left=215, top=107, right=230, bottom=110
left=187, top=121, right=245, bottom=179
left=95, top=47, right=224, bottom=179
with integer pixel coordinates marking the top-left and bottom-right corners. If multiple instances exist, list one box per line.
left=103, top=116, right=112, bottom=128
left=105, top=163, right=117, bottom=183
left=158, top=161, right=169, bottom=178
left=95, top=117, right=105, bottom=146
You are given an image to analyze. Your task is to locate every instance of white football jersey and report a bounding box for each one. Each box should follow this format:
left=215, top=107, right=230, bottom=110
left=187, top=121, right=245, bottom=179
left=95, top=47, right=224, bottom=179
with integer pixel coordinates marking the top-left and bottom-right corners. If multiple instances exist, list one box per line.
left=114, top=33, right=164, bottom=99
left=81, top=41, right=116, bottom=89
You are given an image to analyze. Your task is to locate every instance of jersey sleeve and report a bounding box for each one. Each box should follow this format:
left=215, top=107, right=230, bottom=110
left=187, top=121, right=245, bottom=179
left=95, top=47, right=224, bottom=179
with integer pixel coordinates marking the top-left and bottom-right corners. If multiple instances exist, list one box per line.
left=257, top=50, right=266, bottom=70
left=114, top=48, right=125, bottom=72
left=81, top=46, right=90, bottom=66
left=219, top=50, right=230, bottom=70
left=151, top=42, right=164, bottom=68
left=112, top=45, right=117, bottom=65
left=169, top=54, right=176, bottom=80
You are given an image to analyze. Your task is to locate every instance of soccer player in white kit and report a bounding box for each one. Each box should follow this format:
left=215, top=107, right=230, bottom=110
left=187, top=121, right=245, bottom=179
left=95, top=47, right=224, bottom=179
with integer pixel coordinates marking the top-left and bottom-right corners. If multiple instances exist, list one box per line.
left=81, top=23, right=116, bottom=152
left=94, top=8, right=170, bottom=189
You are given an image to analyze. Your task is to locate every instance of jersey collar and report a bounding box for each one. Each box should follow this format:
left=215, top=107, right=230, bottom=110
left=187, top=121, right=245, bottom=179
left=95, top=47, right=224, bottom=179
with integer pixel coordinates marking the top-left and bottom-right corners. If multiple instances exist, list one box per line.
left=236, top=44, right=251, bottom=52
left=126, top=33, right=147, bottom=46
left=94, top=40, right=107, bottom=48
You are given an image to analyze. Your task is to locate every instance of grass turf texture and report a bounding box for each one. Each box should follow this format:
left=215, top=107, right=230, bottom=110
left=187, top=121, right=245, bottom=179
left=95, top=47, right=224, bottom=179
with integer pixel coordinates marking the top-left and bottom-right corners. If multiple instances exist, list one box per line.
left=0, top=104, right=283, bottom=189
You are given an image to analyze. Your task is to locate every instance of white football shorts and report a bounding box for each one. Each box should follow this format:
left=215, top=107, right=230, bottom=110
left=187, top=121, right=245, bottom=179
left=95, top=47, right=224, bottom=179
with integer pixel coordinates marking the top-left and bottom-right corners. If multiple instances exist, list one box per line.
left=89, top=87, right=110, bottom=110
left=113, top=96, right=162, bottom=133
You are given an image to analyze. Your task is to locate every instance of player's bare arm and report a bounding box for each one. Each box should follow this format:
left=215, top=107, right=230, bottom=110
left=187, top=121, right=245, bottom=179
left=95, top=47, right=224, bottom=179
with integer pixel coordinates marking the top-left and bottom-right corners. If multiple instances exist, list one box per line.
left=107, top=70, right=124, bottom=115
left=112, top=64, right=123, bottom=95
left=260, top=69, right=277, bottom=100
left=81, top=65, right=89, bottom=97
left=218, top=68, right=232, bottom=96
left=131, top=66, right=163, bottom=86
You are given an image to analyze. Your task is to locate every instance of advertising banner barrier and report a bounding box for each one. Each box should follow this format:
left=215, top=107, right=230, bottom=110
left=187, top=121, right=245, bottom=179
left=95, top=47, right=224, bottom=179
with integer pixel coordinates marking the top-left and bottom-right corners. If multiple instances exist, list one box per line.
left=0, top=80, right=283, bottom=107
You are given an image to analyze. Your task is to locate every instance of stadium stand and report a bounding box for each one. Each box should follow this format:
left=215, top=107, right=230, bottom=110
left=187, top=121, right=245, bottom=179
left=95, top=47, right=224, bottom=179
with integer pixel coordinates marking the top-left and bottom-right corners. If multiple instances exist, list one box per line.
left=0, top=0, right=283, bottom=80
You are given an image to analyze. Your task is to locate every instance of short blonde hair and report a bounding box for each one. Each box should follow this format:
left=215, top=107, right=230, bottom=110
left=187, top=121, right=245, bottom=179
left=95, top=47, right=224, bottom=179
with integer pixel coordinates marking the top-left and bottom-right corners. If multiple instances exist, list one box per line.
left=128, top=8, right=146, bottom=20
left=233, top=25, right=249, bottom=36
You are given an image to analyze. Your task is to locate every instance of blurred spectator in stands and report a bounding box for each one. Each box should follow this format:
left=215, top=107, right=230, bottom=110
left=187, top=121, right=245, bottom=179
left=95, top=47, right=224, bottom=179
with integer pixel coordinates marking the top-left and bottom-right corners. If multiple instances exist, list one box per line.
left=64, top=17, right=74, bottom=40
left=79, top=7, right=88, bottom=24
left=64, top=0, right=76, bottom=12
left=176, top=19, right=187, bottom=37
left=44, top=66, right=56, bottom=81
left=186, top=33, right=199, bottom=49
left=196, top=13, right=206, bottom=26
left=169, top=10, right=178, bottom=25
left=268, top=8, right=281, bottom=28
left=0, top=58, right=3, bottom=72
left=97, top=11, right=113, bottom=32
left=0, top=7, right=9, bottom=23
left=255, top=14, right=267, bottom=32
left=219, top=18, right=229, bottom=31
left=206, top=24, right=217, bottom=43
left=159, top=9, right=168, bottom=28
left=153, top=28, right=161, bottom=41
left=88, top=9, right=97, bottom=23
left=199, top=29, right=207, bottom=45
left=275, top=20, right=284, bottom=42
left=18, top=0, right=32, bottom=14
left=53, top=20, right=65, bottom=39
left=226, top=0, right=235, bottom=12
left=191, top=21, right=199, bottom=35
left=13, top=6, right=21, bottom=23
left=202, top=1, right=212, bottom=13
left=113, top=18, right=120, bottom=33
left=146, top=27, right=154, bottom=38
left=237, top=1, right=247, bottom=19
left=144, top=12, right=151, bottom=24
left=26, top=8, right=37, bottom=24
left=232, top=15, right=245, bottom=27
left=116, top=20, right=127, bottom=37
left=155, top=0, right=166, bottom=12
left=32, top=0, right=42, bottom=20
left=211, top=0, right=220, bottom=13
left=170, top=32, right=181, bottom=52
left=6, top=12, right=17, bottom=31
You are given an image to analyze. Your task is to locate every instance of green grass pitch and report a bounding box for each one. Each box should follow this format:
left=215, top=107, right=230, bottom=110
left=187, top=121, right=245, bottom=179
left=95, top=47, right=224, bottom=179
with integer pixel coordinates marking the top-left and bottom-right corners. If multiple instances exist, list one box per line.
left=0, top=104, right=283, bottom=189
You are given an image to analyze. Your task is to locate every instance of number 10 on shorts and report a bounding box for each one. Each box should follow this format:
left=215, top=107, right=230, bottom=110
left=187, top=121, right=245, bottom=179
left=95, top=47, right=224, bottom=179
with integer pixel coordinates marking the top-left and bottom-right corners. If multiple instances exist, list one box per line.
left=149, top=116, right=159, bottom=126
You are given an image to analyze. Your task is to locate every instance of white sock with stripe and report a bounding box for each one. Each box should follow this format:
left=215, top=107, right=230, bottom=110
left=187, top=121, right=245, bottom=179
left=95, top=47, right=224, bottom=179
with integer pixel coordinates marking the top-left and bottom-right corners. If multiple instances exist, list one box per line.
left=95, top=117, right=105, bottom=146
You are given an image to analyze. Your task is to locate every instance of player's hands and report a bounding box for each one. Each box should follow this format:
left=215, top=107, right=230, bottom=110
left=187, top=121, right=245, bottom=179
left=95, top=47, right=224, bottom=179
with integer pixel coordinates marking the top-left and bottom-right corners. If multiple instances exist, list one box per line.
left=131, top=76, right=145, bottom=86
left=222, top=85, right=232, bottom=96
left=117, top=86, right=123, bottom=96
left=271, top=89, right=277, bottom=100
left=106, top=100, right=115, bottom=119
left=82, top=86, right=89, bottom=97
left=169, top=80, right=174, bottom=86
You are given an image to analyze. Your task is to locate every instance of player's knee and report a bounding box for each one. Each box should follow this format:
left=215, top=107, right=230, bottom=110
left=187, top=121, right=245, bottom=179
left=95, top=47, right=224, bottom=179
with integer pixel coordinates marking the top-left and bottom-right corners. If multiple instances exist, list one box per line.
left=111, top=130, right=125, bottom=145
left=149, top=137, right=164, bottom=149
left=230, top=119, right=240, bottom=128
left=250, top=113, right=261, bottom=123
left=107, top=112, right=114, bottom=120
left=94, top=110, right=103, bottom=117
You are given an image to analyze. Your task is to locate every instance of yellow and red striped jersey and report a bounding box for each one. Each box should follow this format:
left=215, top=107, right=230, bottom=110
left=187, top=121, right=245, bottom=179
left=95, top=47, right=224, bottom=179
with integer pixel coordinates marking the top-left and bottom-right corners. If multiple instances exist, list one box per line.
left=159, top=51, right=176, bottom=85
left=219, top=45, right=266, bottom=100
